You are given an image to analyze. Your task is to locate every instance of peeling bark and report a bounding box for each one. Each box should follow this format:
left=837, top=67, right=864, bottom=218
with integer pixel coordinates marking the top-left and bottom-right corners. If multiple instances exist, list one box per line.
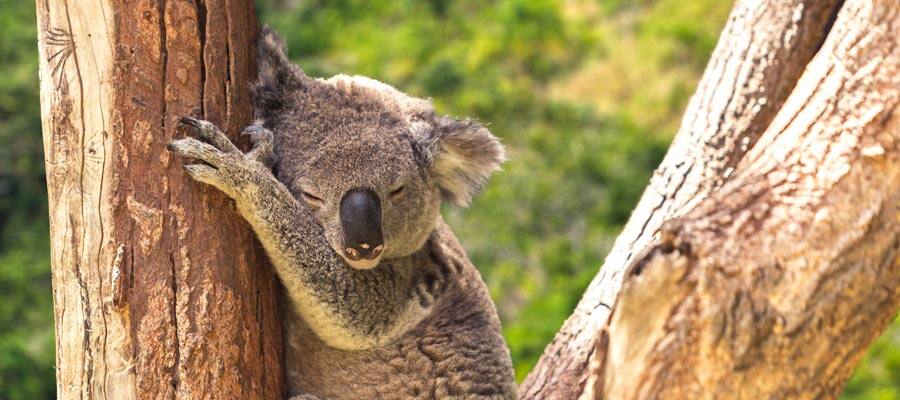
left=37, top=0, right=283, bottom=398
left=601, top=0, right=899, bottom=396
left=520, top=1, right=845, bottom=398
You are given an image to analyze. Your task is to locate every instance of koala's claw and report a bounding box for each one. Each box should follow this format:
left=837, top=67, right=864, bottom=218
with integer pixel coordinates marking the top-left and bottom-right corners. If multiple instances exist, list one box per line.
left=179, top=116, right=240, bottom=154
left=242, top=124, right=276, bottom=168
left=169, top=136, right=243, bottom=197
left=169, top=117, right=277, bottom=197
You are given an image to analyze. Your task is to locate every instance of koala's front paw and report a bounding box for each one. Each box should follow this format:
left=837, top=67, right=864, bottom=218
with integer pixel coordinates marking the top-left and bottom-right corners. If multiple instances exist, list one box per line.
left=167, top=117, right=273, bottom=198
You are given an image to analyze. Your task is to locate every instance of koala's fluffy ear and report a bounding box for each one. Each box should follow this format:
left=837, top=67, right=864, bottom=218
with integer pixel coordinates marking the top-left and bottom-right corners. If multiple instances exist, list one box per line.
left=415, top=117, right=506, bottom=207
left=254, top=25, right=307, bottom=116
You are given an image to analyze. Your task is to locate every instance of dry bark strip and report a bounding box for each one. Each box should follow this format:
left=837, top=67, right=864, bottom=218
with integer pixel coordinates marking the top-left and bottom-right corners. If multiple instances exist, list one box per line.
left=600, top=0, right=900, bottom=398
left=519, top=1, right=845, bottom=398
left=36, top=0, right=283, bottom=398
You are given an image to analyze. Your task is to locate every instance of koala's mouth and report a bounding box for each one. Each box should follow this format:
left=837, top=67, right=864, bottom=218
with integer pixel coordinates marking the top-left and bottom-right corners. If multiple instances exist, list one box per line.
left=340, top=251, right=383, bottom=270
left=336, top=242, right=385, bottom=270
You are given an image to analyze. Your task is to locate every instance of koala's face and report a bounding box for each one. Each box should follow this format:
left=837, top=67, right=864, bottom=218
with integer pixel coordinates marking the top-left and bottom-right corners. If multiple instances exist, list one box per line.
left=254, top=31, right=505, bottom=270
left=288, top=129, right=442, bottom=270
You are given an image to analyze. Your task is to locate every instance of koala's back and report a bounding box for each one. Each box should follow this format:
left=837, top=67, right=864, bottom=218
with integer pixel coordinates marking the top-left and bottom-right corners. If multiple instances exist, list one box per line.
left=284, top=224, right=516, bottom=399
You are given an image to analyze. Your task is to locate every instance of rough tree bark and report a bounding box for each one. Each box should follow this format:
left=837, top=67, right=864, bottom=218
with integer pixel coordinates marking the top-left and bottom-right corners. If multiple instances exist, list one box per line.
left=520, top=0, right=845, bottom=397
left=523, top=0, right=900, bottom=399
left=36, top=0, right=283, bottom=398
left=599, top=0, right=899, bottom=397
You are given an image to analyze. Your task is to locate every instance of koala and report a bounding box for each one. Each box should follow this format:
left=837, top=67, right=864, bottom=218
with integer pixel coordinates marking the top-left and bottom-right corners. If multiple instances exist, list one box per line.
left=167, top=26, right=516, bottom=399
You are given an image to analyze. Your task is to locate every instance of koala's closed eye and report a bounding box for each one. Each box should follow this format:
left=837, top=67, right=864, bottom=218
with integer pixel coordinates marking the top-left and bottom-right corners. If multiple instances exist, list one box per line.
left=389, top=185, right=405, bottom=199
left=301, top=189, right=325, bottom=207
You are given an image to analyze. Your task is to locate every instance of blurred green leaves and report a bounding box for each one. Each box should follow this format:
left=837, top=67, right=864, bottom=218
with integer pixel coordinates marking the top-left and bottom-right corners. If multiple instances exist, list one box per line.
left=0, top=226, right=53, bottom=400
left=0, top=0, right=43, bottom=229
left=0, top=0, right=53, bottom=397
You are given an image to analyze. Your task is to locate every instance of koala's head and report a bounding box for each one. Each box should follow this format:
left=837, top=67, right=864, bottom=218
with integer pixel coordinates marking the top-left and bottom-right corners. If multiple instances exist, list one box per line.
left=253, top=27, right=505, bottom=270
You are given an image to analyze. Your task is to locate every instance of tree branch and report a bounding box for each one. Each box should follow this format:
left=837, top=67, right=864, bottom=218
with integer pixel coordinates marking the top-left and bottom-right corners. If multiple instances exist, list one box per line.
left=520, top=1, right=845, bottom=397
left=601, top=0, right=900, bottom=397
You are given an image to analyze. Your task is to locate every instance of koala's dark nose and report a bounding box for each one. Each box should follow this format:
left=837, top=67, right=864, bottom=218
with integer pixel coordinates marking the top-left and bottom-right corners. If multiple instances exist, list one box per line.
left=339, top=188, right=384, bottom=260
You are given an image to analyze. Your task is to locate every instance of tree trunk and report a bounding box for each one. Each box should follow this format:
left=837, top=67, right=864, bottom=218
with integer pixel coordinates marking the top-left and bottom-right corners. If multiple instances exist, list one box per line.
left=523, top=0, right=899, bottom=399
left=36, top=1, right=283, bottom=398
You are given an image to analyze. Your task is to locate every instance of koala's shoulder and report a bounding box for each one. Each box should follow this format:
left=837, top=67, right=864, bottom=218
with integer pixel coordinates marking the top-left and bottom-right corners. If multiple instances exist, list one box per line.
left=424, top=220, right=489, bottom=293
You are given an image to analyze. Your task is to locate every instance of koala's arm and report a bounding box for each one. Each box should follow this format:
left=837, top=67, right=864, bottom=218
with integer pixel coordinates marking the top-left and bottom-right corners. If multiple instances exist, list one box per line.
left=167, top=118, right=435, bottom=349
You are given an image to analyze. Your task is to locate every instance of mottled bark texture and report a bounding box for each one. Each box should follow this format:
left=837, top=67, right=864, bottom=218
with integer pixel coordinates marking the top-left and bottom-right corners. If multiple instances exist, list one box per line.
left=598, top=0, right=899, bottom=397
left=36, top=0, right=283, bottom=398
left=523, top=0, right=900, bottom=399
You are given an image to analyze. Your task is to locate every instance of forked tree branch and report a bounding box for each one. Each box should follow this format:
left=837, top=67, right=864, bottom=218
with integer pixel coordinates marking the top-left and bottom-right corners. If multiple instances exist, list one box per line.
left=520, top=0, right=845, bottom=397
left=596, top=0, right=899, bottom=398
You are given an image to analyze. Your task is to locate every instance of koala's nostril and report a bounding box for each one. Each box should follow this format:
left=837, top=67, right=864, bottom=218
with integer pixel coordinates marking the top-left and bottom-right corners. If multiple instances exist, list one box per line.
left=371, top=244, right=383, bottom=258
left=344, top=243, right=383, bottom=261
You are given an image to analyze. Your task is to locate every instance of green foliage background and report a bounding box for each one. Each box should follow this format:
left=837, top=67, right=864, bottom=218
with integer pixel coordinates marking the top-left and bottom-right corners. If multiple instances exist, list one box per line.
left=0, top=0, right=896, bottom=398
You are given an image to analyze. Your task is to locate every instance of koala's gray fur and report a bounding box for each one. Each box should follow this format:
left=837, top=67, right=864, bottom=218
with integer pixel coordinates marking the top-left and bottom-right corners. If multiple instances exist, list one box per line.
left=167, top=26, right=515, bottom=399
